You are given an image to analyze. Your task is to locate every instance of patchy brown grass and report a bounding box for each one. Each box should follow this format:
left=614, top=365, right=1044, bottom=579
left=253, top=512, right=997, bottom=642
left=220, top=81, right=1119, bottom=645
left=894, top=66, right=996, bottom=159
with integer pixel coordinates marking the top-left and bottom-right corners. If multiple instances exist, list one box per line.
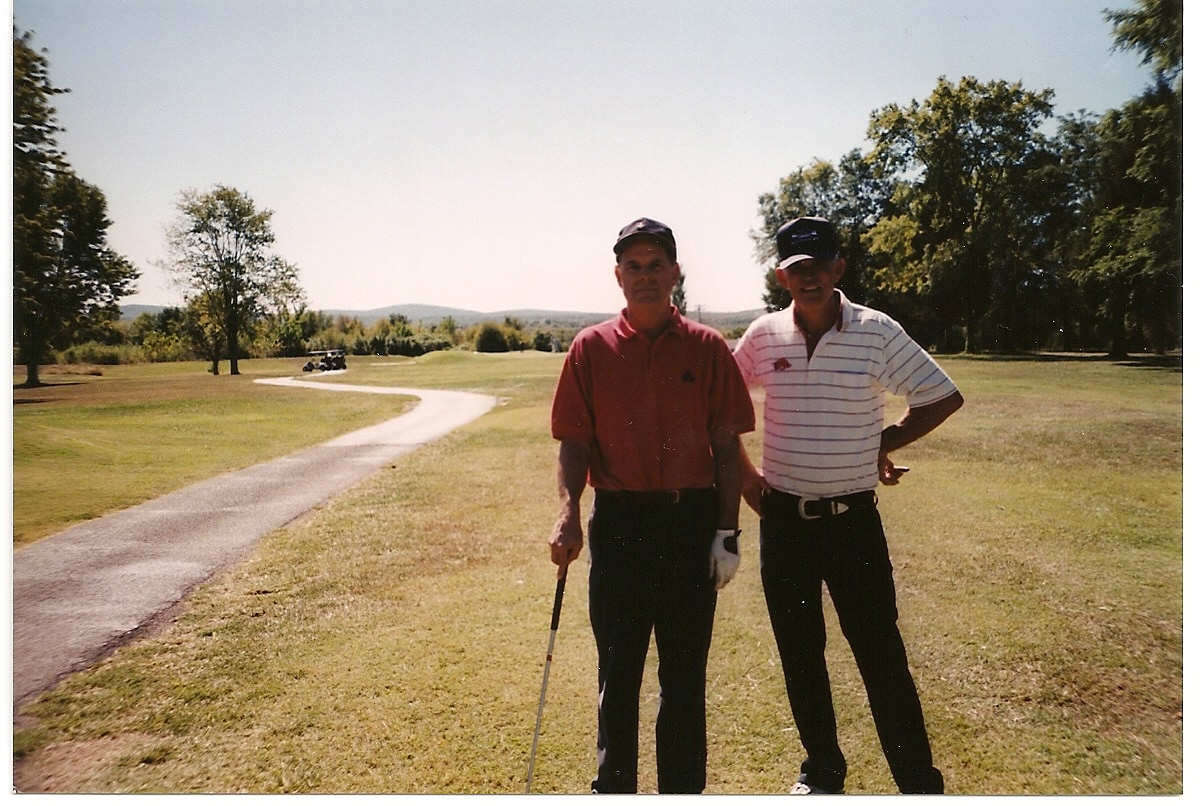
left=12, top=354, right=1181, bottom=794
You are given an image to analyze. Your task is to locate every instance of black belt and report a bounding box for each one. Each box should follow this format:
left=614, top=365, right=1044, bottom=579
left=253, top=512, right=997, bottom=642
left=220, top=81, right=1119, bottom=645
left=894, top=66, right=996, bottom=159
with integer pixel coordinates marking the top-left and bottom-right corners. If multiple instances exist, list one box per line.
left=595, top=488, right=714, bottom=507
left=768, top=489, right=877, bottom=520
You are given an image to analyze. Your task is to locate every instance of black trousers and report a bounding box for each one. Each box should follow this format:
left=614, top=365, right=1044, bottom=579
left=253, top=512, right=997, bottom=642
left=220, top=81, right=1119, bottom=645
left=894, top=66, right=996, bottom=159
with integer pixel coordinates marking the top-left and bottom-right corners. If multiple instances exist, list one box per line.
left=587, top=489, right=718, bottom=794
left=759, top=489, right=943, bottom=794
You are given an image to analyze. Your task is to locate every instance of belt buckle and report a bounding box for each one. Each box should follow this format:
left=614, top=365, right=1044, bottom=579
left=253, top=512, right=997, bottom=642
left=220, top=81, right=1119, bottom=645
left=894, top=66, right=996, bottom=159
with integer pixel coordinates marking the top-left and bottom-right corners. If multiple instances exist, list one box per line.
left=797, top=496, right=822, bottom=520
left=797, top=496, right=850, bottom=520
left=667, top=490, right=681, bottom=504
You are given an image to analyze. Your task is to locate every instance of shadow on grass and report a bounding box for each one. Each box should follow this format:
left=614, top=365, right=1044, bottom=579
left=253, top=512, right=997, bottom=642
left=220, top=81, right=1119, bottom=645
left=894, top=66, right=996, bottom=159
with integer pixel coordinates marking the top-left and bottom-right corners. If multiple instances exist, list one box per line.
left=14, top=380, right=86, bottom=391
left=939, top=352, right=1182, bottom=372
left=13, top=379, right=88, bottom=405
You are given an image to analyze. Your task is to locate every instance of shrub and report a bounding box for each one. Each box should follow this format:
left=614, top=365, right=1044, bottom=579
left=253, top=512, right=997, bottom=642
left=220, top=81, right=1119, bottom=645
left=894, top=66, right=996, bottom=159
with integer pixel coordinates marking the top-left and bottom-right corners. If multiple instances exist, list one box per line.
left=57, top=342, right=146, bottom=365
left=140, top=331, right=192, bottom=362
left=475, top=322, right=509, bottom=353
left=504, top=330, right=529, bottom=351
left=390, top=333, right=453, bottom=356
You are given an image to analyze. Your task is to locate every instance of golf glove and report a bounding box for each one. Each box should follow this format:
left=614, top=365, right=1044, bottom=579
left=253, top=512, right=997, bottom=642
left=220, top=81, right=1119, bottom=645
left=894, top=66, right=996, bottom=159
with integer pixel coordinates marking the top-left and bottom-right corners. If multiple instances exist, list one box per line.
left=709, top=529, right=740, bottom=591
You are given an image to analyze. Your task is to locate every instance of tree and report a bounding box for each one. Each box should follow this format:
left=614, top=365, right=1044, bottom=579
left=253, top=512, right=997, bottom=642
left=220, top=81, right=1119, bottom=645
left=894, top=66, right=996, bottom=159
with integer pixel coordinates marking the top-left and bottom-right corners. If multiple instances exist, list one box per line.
left=259, top=305, right=325, bottom=357
left=1107, top=0, right=1182, bottom=86
left=863, top=76, right=1057, bottom=352
left=752, top=150, right=892, bottom=311
left=502, top=316, right=530, bottom=351
left=13, top=30, right=138, bottom=386
left=1068, top=84, right=1181, bottom=356
left=1065, top=0, right=1183, bottom=356
left=183, top=293, right=226, bottom=375
left=753, top=159, right=842, bottom=311
left=437, top=316, right=461, bottom=345
left=672, top=271, right=688, bottom=315
left=129, top=306, right=194, bottom=362
left=161, top=185, right=304, bottom=374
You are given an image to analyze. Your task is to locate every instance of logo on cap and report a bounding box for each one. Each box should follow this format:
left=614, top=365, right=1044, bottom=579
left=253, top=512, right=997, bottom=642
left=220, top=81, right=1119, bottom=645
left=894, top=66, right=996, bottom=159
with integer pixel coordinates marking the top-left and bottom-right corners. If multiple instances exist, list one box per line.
left=776, top=216, right=838, bottom=268
left=614, top=217, right=677, bottom=262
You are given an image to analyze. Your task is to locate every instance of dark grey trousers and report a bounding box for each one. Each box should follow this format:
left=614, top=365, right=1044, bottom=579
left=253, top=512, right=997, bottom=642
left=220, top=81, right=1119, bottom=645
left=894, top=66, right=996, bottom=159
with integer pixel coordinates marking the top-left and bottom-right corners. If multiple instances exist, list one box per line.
left=759, top=489, right=944, bottom=794
left=587, top=489, right=718, bottom=794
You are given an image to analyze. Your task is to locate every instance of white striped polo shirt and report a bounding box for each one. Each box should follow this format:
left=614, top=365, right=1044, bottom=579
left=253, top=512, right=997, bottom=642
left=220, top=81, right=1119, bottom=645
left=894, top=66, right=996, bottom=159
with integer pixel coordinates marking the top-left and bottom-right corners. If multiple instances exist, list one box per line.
left=733, top=293, right=958, bottom=498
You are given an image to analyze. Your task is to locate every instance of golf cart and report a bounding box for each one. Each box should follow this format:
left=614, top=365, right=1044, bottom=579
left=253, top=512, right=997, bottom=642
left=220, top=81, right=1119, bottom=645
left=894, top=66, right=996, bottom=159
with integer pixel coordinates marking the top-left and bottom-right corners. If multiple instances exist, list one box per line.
left=302, top=349, right=347, bottom=372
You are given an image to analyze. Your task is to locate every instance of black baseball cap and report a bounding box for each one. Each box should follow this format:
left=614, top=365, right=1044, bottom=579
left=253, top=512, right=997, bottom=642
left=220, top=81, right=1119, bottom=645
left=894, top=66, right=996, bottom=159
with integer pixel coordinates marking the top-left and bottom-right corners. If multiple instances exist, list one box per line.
left=613, top=217, right=677, bottom=262
left=776, top=216, right=839, bottom=269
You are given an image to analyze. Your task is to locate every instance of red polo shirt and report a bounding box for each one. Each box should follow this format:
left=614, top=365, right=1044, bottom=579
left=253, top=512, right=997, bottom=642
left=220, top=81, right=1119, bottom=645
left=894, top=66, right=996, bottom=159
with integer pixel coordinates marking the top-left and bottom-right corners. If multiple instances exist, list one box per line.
left=551, top=308, right=755, bottom=492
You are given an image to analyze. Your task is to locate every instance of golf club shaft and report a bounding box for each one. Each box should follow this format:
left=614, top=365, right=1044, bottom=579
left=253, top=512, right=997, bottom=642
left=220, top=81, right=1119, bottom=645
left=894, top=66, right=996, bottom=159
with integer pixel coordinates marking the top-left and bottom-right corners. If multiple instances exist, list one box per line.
left=525, top=569, right=568, bottom=793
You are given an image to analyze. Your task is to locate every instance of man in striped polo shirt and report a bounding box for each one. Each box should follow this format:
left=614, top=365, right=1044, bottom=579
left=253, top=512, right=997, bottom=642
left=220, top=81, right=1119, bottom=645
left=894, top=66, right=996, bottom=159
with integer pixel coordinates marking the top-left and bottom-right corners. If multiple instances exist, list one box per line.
left=733, top=216, right=963, bottom=795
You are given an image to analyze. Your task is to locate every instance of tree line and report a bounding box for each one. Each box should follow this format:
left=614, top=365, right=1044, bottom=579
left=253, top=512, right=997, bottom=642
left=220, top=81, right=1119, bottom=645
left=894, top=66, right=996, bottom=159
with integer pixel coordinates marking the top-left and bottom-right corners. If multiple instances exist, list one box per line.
left=12, top=28, right=565, bottom=383
left=752, top=0, right=1181, bottom=356
left=112, top=306, right=567, bottom=372
left=13, top=0, right=1181, bottom=385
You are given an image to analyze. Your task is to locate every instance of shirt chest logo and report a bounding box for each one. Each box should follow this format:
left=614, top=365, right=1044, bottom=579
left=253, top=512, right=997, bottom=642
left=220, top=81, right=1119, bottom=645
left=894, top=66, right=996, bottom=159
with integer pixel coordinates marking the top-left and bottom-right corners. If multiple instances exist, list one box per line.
left=773, top=357, right=792, bottom=372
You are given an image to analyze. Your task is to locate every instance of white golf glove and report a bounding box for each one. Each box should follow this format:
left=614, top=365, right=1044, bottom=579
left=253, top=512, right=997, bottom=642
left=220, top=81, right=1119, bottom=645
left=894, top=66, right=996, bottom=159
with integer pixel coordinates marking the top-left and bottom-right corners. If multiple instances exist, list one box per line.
left=709, top=529, right=741, bottom=591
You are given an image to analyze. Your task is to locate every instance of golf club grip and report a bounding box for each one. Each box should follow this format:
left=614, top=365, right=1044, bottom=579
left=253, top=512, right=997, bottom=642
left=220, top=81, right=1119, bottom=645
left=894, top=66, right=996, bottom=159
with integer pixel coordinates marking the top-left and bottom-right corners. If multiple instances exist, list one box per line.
left=550, top=569, right=567, bottom=631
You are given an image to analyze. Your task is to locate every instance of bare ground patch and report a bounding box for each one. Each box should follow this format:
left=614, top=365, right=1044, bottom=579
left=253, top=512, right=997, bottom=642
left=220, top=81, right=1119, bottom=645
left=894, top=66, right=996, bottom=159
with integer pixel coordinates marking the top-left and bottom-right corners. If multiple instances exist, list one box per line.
left=14, top=733, right=162, bottom=793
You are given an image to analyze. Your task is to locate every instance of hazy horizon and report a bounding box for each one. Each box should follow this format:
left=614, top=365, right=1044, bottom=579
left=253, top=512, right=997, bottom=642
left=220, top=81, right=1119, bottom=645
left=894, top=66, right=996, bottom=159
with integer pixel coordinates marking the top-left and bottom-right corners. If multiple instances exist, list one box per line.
left=16, top=0, right=1153, bottom=314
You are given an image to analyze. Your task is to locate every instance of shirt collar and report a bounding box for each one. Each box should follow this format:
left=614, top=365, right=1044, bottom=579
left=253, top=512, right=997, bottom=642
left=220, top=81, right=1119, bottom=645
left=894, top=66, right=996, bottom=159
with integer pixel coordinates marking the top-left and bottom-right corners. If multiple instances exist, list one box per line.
left=616, top=306, right=683, bottom=340
left=791, top=290, right=846, bottom=335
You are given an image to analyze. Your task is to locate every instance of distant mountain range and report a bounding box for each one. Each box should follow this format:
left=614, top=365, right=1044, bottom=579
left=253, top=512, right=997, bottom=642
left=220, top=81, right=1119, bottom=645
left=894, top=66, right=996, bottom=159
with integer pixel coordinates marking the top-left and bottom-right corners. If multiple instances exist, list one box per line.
left=120, top=303, right=764, bottom=330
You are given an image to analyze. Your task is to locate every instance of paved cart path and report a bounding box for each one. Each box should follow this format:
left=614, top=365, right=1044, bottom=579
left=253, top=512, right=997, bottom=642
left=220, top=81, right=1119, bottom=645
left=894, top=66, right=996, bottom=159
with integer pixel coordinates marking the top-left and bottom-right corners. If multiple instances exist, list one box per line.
left=12, top=377, right=496, bottom=712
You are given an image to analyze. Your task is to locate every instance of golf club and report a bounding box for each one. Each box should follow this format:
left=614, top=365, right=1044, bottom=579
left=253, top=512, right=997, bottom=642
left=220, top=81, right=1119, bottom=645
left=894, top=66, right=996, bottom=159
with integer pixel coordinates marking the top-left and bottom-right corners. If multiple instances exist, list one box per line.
left=524, top=567, right=568, bottom=793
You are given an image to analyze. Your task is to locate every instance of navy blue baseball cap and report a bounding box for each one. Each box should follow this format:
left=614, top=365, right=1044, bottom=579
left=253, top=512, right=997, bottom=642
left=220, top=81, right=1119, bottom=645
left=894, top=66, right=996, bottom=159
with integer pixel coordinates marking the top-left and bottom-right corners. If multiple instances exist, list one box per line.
left=776, top=216, right=839, bottom=269
left=614, top=217, right=677, bottom=262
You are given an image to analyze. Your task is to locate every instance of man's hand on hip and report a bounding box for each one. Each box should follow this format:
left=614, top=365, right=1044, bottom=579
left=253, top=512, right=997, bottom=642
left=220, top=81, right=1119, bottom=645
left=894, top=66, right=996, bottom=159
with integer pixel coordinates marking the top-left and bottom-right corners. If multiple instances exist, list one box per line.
left=878, top=453, right=910, bottom=486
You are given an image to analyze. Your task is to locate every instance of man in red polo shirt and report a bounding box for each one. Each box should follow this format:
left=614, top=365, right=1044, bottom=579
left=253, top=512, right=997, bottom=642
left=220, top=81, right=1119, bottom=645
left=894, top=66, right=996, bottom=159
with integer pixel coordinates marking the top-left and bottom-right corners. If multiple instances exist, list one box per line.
left=549, top=217, right=755, bottom=794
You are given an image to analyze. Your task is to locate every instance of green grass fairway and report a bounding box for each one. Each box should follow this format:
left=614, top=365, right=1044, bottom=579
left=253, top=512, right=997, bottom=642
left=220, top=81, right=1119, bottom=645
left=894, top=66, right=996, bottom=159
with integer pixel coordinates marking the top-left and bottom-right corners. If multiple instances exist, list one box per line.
left=12, top=353, right=1182, bottom=794
left=12, top=359, right=417, bottom=546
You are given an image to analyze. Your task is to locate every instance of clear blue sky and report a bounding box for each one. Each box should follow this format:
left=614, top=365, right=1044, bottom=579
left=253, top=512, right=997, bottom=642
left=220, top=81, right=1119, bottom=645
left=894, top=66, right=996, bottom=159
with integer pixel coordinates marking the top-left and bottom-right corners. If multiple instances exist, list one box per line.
left=14, top=0, right=1153, bottom=315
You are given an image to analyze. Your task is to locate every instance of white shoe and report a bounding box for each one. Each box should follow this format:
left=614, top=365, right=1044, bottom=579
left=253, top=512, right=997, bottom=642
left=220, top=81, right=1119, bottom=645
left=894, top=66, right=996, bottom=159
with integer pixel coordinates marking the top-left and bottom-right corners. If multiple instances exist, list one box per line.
left=789, top=780, right=843, bottom=795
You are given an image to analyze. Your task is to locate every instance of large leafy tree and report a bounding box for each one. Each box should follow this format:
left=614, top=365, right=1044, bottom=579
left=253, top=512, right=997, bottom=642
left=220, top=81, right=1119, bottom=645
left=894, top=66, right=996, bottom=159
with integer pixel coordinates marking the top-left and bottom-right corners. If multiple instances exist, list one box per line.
left=752, top=150, right=890, bottom=311
left=1068, top=90, right=1181, bottom=356
left=1067, top=0, right=1182, bottom=356
left=1032, top=111, right=1105, bottom=351
left=13, top=30, right=138, bottom=386
left=863, top=76, right=1057, bottom=352
left=1107, top=0, right=1182, bottom=85
left=161, top=186, right=304, bottom=375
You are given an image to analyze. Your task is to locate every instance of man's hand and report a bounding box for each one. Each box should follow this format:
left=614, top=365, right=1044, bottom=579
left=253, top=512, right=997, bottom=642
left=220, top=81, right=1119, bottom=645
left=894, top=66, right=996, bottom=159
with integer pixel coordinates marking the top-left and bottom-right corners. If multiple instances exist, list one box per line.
left=550, top=439, right=588, bottom=577
left=878, top=454, right=910, bottom=486
left=549, top=509, right=583, bottom=577
left=709, top=529, right=740, bottom=591
left=741, top=467, right=770, bottom=515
